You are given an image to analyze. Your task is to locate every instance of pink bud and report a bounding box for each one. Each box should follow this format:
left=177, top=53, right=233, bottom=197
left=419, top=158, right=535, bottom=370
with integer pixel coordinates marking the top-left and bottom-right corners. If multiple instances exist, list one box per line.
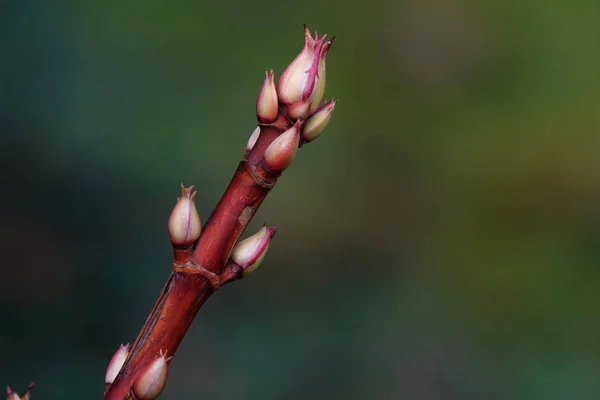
left=286, top=99, right=312, bottom=120
left=6, top=386, right=20, bottom=400
left=5, top=383, right=34, bottom=400
left=262, top=119, right=303, bottom=174
left=168, top=184, right=201, bottom=247
left=277, top=26, right=333, bottom=119
left=105, top=344, right=130, bottom=384
left=301, top=99, right=337, bottom=143
left=246, top=126, right=261, bottom=154
left=256, top=70, right=278, bottom=123
left=231, top=226, right=276, bottom=276
left=132, top=351, right=170, bottom=400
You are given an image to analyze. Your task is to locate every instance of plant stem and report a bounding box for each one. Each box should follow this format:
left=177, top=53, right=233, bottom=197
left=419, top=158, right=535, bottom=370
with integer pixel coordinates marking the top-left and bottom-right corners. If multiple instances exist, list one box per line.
left=104, top=114, right=291, bottom=400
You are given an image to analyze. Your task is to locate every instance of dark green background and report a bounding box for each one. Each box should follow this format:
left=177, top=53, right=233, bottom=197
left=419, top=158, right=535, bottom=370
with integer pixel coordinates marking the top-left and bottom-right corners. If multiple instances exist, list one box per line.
left=2, top=1, right=599, bottom=399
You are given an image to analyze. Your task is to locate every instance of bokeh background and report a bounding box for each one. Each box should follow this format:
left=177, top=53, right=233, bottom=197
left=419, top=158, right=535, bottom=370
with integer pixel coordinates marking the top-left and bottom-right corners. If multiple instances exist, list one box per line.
left=2, top=0, right=600, bottom=399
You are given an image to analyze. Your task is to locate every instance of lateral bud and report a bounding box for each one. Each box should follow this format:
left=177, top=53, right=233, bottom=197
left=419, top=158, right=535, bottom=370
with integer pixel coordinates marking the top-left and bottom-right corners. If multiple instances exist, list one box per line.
left=261, top=119, right=303, bottom=174
left=246, top=126, right=261, bottom=155
left=5, top=383, right=34, bottom=400
left=105, top=344, right=130, bottom=384
left=168, top=184, right=202, bottom=248
left=5, top=387, right=20, bottom=400
left=132, top=350, right=170, bottom=400
left=231, top=226, right=277, bottom=276
left=256, top=70, right=278, bottom=123
left=301, top=99, right=337, bottom=143
left=286, top=99, right=312, bottom=120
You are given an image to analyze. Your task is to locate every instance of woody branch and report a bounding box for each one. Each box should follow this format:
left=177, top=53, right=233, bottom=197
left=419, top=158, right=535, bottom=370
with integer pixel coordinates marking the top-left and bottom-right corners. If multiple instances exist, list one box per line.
left=6, top=25, right=337, bottom=400
left=98, top=25, right=336, bottom=400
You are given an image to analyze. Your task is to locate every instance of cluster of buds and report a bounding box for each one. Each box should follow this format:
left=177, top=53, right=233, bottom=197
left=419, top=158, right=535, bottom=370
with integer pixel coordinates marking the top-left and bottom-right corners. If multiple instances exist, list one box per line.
left=105, top=346, right=170, bottom=400
left=168, top=184, right=202, bottom=248
left=5, top=383, right=34, bottom=400
left=255, top=25, right=337, bottom=175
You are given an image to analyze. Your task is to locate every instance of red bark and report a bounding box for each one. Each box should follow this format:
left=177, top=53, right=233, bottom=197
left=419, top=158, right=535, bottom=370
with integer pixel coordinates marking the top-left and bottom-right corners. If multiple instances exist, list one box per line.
left=104, top=114, right=291, bottom=400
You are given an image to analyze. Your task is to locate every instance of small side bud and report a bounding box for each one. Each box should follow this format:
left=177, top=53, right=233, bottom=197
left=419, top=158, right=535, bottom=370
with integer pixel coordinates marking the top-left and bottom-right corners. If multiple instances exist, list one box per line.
left=256, top=70, right=278, bottom=123
left=168, top=184, right=201, bottom=247
left=132, top=351, right=170, bottom=400
left=6, top=386, right=20, bottom=400
left=231, top=226, right=276, bottom=276
left=6, top=383, right=34, bottom=400
left=285, top=99, right=312, bottom=120
left=105, top=344, right=130, bottom=384
left=246, top=126, right=261, bottom=155
left=301, top=99, right=337, bottom=143
left=262, top=119, right=303, bottom=174
left=22, top=383, right=34, bottom=400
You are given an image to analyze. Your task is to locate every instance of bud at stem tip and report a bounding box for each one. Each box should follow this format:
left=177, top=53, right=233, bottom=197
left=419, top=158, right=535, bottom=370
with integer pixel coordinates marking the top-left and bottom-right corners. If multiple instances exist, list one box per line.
left=277, top=25, right=333, bottom=120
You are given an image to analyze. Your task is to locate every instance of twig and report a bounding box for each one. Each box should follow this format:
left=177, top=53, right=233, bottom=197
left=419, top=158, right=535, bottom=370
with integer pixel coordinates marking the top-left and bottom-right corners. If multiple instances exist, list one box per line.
left=102, top=25, right=336, bottom=400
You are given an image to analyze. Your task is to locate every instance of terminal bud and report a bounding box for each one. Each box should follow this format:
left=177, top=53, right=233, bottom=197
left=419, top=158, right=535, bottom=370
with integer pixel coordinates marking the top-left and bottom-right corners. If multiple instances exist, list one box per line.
left=277, top=25, right=333, bottom=119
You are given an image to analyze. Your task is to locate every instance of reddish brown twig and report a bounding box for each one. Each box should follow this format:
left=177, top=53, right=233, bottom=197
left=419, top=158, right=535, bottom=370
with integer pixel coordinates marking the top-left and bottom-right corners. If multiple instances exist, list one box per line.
left=104, top=115, right=290, bottom=400
left=103, top=25, right=335, bottom=399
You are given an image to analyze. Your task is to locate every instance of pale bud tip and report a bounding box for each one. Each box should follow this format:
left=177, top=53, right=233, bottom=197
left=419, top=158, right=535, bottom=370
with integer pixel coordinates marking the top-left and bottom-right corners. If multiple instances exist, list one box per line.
left=301, top=99, right=337, bottom=143
left=256, top=70, right=278, bottom=123
left=285, top=99, right=312, bottom=121
left=132, top=350, right=170, bottom=400
left=231, top=225, right=277, bottom=276
left=262, top=120, right=303, bottom=174
left=105, top=343, right=130, bottom=384
left=168, top=184, right=202, bottom=247
left=246, top=126, right=261, bottom=154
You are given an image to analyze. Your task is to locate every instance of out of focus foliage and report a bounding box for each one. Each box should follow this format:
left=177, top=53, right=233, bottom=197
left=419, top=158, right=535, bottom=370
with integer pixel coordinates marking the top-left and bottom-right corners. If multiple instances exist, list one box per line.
left=1, top=1, right=599, bottom=399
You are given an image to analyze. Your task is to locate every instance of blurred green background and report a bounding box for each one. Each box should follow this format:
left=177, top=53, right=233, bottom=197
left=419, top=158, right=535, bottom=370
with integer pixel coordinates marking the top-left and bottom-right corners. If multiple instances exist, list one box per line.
left=2, top=0, right=600, bottom=399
